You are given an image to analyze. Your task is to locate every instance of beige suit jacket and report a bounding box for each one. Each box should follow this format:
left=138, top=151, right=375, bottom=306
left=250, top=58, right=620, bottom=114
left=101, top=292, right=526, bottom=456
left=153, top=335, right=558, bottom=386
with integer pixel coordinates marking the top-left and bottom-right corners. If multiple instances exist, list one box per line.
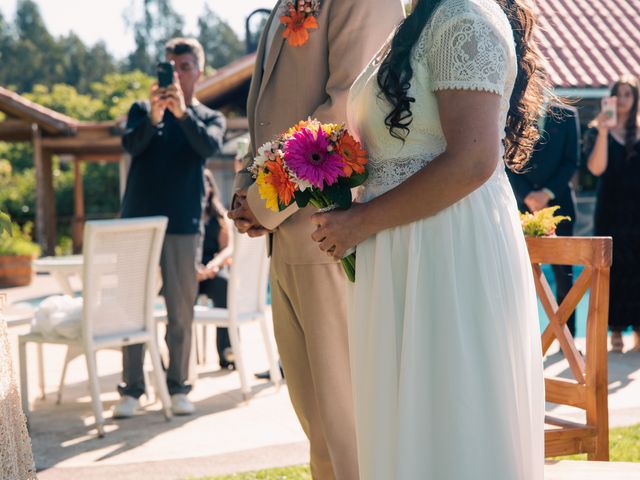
left=235, top=0, right=404, bottom=264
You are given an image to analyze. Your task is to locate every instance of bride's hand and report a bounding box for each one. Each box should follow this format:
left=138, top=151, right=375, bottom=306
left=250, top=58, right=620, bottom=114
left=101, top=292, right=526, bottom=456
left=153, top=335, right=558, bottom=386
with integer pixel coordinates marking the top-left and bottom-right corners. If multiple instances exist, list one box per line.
left=310, top=203, right=370, bottom=260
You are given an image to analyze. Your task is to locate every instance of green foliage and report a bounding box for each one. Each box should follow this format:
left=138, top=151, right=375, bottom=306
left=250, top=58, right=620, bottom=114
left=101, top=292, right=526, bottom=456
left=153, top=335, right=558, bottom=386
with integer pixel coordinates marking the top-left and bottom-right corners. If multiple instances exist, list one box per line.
left=0, top=164, right=37, bottom=225
left=520, top=206, right=570, bottom=237
left=197, top=5, right=244, bottom=69
left=90, top=71, right=154, bottom=120
left=24, top=84, right=102, bottom=120
left=0, top=211, right=11, bottom=236
left=0, top=222, right=40, bottom=256
left=55, top=235, right=73, bottom=256
left=0, top=142, right=33, bottom=172
left=82, top=162, right=121, bottom=215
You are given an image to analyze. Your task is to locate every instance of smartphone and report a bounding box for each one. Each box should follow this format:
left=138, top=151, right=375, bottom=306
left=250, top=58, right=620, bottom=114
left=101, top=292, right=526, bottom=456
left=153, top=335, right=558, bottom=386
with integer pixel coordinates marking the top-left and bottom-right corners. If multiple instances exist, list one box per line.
left=601, top=96, right=617, bottom=128
left=157, top=61, right=174, bottom=88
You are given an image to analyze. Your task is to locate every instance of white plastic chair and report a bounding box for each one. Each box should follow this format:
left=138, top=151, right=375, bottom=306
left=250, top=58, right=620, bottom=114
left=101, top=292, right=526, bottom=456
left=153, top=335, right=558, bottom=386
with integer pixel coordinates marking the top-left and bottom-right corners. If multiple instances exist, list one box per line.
left=18, top=217, right=172, bottom=437
left=155, top=229, right=282, bottom=400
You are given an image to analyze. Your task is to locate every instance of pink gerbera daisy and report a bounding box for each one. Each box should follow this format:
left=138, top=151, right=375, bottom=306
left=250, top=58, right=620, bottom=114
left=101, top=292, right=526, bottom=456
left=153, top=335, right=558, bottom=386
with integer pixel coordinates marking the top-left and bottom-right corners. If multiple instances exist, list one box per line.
left=284, top=128, right=345, bottom=189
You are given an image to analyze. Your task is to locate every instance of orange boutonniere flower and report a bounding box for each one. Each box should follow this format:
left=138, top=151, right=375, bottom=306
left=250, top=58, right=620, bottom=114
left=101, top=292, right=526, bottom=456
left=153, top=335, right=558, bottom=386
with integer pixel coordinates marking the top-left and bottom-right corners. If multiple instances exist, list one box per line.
left=280, top=0, right=321, bottom=47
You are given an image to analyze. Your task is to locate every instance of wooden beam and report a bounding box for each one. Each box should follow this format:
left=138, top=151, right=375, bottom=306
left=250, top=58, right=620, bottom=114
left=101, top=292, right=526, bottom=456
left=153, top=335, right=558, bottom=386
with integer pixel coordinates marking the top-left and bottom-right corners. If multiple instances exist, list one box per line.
left=41, top=135, right=122, bottom=151
left=72, top=160, right=84, bottom=253
left=525, top=237, right=612, bottom=268
left=0, top=86, right=77, bottom=134
left=195, top=54, right=255, bottom=105
left=0, top=119, right=32, bottom=141
left=74, top=153, right=123, bottom=163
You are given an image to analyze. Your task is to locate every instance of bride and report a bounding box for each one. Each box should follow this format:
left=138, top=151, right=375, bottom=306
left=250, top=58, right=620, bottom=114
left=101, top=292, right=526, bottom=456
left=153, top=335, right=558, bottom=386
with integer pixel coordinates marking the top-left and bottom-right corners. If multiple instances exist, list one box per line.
left=311, top=0, right=546, bottom=478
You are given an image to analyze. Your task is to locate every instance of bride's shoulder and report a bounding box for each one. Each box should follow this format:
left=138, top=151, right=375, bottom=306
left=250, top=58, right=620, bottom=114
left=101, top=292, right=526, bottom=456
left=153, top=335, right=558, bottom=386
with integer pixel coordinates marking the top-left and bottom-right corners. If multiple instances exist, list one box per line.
left=412, top=0, right=476, bottom=61
left=413, top=0, right=512, bottom=59
left=429, top=0, right=508, bottom=32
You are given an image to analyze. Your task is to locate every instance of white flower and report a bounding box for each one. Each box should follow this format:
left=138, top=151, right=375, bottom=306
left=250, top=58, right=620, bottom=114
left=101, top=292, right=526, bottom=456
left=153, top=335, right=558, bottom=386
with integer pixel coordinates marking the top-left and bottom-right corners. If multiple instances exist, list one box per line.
left=289, top=172, right=313, bottom=192
left=254, top=142, right=275, bottom=167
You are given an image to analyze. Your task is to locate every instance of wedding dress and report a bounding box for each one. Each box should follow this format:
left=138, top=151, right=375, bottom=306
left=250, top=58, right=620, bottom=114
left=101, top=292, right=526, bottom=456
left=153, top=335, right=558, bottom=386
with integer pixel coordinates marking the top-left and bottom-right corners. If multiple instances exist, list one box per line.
left=346, top=0, right=544, bottom=478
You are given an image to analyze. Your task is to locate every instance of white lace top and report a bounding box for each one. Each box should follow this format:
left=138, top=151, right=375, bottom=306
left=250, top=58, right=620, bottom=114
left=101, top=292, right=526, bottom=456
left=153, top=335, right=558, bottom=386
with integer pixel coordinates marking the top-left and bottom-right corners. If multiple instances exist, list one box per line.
left=347, top=0, right=517, bottom=201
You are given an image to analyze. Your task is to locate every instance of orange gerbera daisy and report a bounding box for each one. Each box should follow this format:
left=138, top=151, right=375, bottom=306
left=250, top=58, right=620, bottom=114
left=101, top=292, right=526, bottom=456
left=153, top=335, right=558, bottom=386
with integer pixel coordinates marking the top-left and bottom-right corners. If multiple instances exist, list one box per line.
left=265, top=157, right=297, bottom=206
left=280, top=10, right=318, bottom=47
left=338, top=132, right=368, bottom=176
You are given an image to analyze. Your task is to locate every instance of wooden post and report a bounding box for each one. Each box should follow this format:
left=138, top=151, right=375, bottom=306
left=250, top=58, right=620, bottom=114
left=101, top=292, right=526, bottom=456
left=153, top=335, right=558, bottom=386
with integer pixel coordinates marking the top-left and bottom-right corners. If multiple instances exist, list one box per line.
left=33, top=125, right=57, bottom=256
left=72, top=158, right=84, bottom=253
left=42, top=150, right=56, bottom=256
left=33, top=124, right=45, bottom=251
left=586, top=243, right=611, bottom=461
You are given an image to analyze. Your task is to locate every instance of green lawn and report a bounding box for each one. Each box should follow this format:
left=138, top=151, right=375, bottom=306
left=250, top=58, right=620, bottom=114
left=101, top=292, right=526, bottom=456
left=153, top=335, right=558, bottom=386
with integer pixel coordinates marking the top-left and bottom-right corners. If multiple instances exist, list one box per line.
left=192, top=423, right=640, bottom=480
left=188, top=465, right=310, bottom=480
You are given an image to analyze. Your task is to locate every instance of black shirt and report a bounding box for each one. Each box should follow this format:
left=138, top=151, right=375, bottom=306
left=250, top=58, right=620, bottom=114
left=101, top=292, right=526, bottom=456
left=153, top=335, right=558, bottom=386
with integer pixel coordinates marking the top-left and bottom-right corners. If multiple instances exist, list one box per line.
left=120, top=101, right=226, bottom=234
left=506, top=104, right=580, bottom=212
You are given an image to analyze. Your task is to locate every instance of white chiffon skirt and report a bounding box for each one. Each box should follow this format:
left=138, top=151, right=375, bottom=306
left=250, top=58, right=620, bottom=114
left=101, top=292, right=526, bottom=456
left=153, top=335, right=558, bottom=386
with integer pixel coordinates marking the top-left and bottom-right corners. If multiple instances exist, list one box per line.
left=349, top=171, right=545, bottom=480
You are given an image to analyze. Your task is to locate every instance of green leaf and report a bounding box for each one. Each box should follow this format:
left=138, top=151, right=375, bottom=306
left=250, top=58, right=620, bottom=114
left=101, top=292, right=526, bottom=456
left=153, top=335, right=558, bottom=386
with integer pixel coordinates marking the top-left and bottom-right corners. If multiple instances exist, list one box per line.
left=323, top=183, right=352, bottom=209
left=294, top=189, right=312, bottom=209
left=0, top=211, right=12, bottom=236
left=348, top=169, right=369, bottom=187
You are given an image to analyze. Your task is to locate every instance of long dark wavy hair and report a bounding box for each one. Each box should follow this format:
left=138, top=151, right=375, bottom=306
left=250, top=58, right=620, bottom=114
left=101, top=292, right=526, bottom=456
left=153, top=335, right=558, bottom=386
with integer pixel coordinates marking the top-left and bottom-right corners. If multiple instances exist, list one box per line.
left=377, top=0, right=548, bottom=170
left=610, top=76, right=639, bottom=161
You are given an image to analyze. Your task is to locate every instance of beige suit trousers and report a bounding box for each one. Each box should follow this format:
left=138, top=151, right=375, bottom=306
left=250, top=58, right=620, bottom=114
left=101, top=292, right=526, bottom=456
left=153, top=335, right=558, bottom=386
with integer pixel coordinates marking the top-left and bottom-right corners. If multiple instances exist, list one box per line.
left=270, top=260, right=357, bottom=480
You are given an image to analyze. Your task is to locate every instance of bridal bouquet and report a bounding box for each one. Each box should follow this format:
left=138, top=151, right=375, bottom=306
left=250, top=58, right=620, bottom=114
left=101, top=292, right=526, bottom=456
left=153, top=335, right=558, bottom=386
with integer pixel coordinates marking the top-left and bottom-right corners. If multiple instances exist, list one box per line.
left=250, top=119, right=368, bottom=281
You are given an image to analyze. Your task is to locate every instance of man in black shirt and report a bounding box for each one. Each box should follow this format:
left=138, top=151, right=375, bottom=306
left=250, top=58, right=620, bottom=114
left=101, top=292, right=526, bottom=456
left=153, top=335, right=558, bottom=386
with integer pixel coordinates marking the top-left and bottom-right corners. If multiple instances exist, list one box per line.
left=115, top=38, right=225, bottom=417
left=507, top=103, right=580, bottom=336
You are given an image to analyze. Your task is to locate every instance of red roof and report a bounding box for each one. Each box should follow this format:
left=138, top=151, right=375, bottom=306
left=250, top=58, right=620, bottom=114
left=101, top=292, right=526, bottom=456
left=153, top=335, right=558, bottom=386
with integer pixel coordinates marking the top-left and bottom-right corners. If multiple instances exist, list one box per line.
left=536, top=0, right=640, bottom=89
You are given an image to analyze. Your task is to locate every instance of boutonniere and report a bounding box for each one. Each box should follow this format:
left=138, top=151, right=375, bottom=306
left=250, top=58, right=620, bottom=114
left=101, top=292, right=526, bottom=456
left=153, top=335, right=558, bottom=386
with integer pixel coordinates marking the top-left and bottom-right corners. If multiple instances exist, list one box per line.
left=280, top=0, right=321, bottom=47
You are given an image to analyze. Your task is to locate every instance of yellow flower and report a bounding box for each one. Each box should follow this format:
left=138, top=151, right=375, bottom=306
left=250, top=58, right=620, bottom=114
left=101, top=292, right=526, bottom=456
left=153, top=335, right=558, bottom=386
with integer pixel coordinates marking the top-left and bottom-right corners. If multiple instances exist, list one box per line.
left=257, top=171, right=280, bottom=212
left=321, top=123, right=341, bottom=136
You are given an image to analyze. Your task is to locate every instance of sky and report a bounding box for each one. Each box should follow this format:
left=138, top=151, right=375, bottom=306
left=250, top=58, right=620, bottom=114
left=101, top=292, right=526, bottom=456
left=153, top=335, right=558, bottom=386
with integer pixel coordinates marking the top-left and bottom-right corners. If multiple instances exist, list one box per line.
left=1, top=0, right=275, bottom=58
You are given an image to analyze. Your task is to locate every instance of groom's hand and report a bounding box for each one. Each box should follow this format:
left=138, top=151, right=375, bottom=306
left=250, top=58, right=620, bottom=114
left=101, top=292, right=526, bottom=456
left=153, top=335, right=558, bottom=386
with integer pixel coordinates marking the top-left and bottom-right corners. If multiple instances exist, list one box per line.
left=228, top=189, right=271, bottom=237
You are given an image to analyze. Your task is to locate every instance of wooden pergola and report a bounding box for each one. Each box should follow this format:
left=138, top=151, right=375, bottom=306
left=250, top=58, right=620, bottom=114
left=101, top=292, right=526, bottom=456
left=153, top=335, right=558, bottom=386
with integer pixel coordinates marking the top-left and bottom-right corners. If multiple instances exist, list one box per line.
left=0, top=86, right=122, bottom=255
left=0, top=53, right=255, bottom=255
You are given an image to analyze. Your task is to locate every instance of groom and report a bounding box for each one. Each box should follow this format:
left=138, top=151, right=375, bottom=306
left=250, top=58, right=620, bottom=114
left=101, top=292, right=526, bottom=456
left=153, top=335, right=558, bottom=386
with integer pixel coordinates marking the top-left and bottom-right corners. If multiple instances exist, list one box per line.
left=229, top=0, right=403, bottom=478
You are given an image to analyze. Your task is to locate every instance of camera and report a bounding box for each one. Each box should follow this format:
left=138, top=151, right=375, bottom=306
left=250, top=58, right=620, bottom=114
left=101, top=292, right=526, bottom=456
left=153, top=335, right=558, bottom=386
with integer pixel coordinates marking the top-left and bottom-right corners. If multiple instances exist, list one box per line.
left=157, top=61, right=174, bottom=88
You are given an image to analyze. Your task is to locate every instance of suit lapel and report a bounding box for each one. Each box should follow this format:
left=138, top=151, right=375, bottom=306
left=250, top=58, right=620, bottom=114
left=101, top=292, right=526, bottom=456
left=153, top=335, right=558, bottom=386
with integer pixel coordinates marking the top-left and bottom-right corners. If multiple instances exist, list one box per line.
left=247, top=2, right=285, bottom=146
left=256, top=5, right=287, bottom=109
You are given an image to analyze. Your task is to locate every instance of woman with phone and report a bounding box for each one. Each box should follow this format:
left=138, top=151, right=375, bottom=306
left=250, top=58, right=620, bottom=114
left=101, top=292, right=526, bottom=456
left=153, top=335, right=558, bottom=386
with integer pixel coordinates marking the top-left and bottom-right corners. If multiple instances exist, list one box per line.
left=584, top=75, right=640, bottom=352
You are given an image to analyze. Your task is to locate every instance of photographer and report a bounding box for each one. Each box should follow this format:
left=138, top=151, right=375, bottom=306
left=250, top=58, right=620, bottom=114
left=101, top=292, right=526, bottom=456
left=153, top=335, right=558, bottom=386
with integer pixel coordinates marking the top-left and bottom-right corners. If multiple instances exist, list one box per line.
left=115, top=37, right=225, bottom=417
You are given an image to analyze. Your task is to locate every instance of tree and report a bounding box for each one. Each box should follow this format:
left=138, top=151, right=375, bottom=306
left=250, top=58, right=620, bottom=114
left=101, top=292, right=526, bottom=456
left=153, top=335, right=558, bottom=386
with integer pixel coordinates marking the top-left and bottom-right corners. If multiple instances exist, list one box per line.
left=56, top=34, right=117, bottom=93
left=197, top=5, right=244, bottom=69
left=0, top=0, right=117, bottom=93
left=124, top=0, right=185, bottom=74
left=7, top=0, right=57, bottom=91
